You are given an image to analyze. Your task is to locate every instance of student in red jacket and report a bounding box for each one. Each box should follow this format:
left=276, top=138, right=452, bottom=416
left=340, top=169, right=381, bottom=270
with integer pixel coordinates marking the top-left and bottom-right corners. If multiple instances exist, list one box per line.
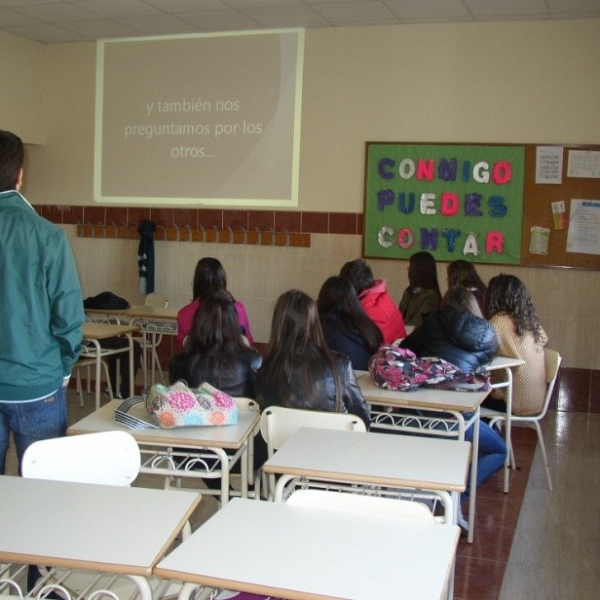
left=340, top=259, right=406, bottom=344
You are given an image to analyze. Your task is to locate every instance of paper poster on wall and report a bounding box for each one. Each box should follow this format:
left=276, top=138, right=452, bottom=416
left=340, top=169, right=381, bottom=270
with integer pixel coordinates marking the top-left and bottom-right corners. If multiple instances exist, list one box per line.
left=567, top=151, right=600, bottom=179
left=529, top=226, right=550, bottom=255
left=566, top=199, right=600, bottom=255
left=363, top=143, right=525, bottom=263
left=535, top=146, right=563, bottom=184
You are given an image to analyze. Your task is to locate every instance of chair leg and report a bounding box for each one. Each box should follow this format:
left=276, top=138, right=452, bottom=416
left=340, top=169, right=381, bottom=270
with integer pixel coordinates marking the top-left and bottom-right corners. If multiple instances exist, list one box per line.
left=533, top=422, right=553, bottom=490
left=75, top=370, right=84, bottom=407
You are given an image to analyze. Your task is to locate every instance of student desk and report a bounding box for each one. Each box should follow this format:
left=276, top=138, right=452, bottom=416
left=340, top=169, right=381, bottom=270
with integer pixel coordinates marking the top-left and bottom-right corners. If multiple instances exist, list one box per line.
left=81, top=322, right=140, bottom=409
left=154, top=497, right=460, bottom=600
left=86, top=305, right=179, bottom=387
left=68, top=399, right=260, bottom=504
left=262, top=427, right=470, bottom=523
left=0, top=475, right=200, bottom=600
left=482, top=356, right=527, bottom=493
left=357, top=373, right=489, bottom=543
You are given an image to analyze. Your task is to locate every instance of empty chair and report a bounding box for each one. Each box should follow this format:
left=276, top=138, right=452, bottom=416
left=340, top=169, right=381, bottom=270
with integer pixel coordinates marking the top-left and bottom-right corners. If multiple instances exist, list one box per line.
left=22, top=431, right=141, bottom=486
left=21, top=432, right=147, bottom=600
left=135, top=293, right=170, bottom=386
left=72, top=356, right=114, bottom=407
left=260, top=405, right=367, bottom=457
left=259, top=406, right=366, bottom=498
left=286, top=488, right=435, bottom=522
left=484, top=348, right=561, bottom=490
left=286, top=488, right=455, bottom=599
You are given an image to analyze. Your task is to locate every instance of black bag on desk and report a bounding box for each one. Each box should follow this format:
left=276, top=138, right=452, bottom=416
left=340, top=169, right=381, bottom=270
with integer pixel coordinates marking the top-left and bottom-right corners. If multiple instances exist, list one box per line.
left=83, top=291, right=130, bottom=310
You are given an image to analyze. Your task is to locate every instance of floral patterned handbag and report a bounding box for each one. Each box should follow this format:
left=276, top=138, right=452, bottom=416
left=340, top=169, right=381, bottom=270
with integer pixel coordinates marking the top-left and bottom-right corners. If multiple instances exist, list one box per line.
left=145, top=380, right=239, bottom=428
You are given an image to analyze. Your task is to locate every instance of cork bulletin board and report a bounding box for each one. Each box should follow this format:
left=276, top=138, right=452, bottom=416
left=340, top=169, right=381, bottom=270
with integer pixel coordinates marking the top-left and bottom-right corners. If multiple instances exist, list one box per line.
left=363, top=142, right=600, bottom=269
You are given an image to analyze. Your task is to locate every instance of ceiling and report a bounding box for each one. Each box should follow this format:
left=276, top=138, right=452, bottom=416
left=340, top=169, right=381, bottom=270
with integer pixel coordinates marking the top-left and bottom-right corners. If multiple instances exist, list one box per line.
left=0, top=0, right=599, bottom=44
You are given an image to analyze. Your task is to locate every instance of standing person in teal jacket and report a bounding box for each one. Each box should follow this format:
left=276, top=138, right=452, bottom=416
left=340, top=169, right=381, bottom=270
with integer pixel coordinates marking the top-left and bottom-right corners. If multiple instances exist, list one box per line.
left=0, top=130, right=84, bottom=475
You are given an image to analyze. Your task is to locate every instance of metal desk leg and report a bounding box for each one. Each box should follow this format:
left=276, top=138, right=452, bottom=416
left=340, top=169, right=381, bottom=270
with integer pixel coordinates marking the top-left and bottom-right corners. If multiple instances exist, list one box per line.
left=467, top=409, right=480, bottom=544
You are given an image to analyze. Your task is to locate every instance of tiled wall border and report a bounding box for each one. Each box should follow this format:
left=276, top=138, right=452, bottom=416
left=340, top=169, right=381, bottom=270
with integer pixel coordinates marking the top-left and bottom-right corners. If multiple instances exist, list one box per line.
left=35, top=205, right=364, bottom=236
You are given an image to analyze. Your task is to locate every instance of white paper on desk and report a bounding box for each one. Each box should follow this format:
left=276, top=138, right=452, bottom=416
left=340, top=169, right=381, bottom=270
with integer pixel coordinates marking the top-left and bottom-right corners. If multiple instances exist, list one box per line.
left=566, top=199, right=600, bottom=255
left=529, top=226, right=550, bottom=255
left=536, top=146, right=563, bottom=184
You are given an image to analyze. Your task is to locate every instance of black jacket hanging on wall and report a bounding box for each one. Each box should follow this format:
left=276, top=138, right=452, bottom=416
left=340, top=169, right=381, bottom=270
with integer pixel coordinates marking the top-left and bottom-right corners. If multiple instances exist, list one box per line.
left=137, top=220, right=156, bottom=295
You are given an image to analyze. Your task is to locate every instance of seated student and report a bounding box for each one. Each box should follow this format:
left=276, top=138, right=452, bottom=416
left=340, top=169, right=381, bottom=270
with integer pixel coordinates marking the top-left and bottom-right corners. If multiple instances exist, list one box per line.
left=256, top=289, right=370, bottom=429
left=401, top=286, right=506, bottom=531
left=317, top=276, right=383, bottom=371
left=169, top=289, right=263, bottom=489
left=399, top=251, right=442, bottom=328
left=446, top=259, right=488, bottom=315
left=400, top=285, right=497, bottom=372
left=340, top=258, right=406, bottom=344
left=484, top=273, right=548, bottom=416
left=169, top=289, right=262, bottom=397
left=176, top=257, right=253, bottom=352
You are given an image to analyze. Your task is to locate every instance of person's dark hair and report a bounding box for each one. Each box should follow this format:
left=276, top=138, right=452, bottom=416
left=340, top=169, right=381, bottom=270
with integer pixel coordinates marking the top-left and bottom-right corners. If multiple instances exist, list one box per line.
left=441, top=285, right=483, bottom=318
left=407, top=251, right=441, bottom=298
left=447, top=260, right=487, bottom=294
left=485, top=274, right=544, bottom=343
left=181, top=288, right=249, bottom=388
left=261, top=290, right=343, bottom=411
left=0, top=130, right=24, bottom=192
left=192, top=257, right=230, bottom=300
left=339, top=258, right=375, bottom=296
left=317, top=276, right=383, bottom=352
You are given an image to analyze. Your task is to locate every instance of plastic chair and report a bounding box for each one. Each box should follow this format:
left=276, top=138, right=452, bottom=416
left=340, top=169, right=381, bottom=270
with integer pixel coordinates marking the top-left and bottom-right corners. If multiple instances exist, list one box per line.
left=259, top=406, right=367, bottom=498
left=285, top=489, right=454, bottom=600
left=286, top=488, right=435, bottom=522
left=72, top=356, right=113, bottom=407
left=20, top=432, right=151, bottom=600
left=135, top=293, right=169, bottom=387
left=484, top=348, right=561, bottom=490
left=22, top=431, right=141, bottom=486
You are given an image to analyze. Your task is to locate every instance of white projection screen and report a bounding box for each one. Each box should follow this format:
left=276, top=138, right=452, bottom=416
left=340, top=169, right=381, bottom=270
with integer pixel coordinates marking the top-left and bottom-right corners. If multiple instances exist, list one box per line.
left=94, top=29, right=304, bottom=207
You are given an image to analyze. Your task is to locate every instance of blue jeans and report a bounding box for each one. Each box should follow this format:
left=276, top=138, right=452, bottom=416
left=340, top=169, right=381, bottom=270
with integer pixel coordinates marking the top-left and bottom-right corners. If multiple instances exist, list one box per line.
left=465, top=418, right=508, bottom=492
left=0, top=386, right=68, bottom=475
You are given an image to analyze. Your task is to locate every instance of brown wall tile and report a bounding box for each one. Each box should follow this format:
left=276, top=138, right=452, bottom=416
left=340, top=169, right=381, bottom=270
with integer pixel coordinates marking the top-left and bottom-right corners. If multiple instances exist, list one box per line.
left=329, top=212, right=357, bottom=234
left=127, top=207, right=151, bottom=225
left=223, top=210, right=249, bottom=230
left=302, top=211, right=328, bottom=233
left=197, top=209, right=223, bottom=229
left=83, top=206, right=106, bottom=225
left=275, top=211, right=301, bottom=232
left=248, top=210, right=275, bottom=231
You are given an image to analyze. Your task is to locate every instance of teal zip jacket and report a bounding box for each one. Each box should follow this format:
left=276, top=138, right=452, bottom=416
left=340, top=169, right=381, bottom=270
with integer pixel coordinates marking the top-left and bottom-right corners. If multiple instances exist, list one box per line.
left=0, top=190, right=84, bottom=400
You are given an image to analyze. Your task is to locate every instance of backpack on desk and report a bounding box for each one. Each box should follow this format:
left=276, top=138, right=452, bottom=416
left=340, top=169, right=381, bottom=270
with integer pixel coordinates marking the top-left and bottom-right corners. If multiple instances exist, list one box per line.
left=83, top=291, right=130, bottom=310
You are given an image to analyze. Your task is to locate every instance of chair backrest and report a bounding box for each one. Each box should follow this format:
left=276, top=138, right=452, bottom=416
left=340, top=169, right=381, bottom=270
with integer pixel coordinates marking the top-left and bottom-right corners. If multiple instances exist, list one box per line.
left=145, top=293, right=169, bottom=307
left=22, top=431, right=141, bottom=486
left=286, top=489, right=435, bottom=523
left=538, top=348, right=562, bottom=419
left=259, top=405, right=367, bottom=457
left=234, top=397, right=260, bottom=412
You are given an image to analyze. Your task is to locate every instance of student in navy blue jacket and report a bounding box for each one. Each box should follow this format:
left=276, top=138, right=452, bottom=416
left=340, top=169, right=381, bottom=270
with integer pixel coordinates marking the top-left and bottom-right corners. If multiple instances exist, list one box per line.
left=401, top=286, right=506, bottom=532
left=317, top=276, right=383, bottom=372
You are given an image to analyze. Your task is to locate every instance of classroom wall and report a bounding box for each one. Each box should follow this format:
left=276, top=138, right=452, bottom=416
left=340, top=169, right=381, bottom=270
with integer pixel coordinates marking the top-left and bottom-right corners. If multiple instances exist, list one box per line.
left=2, top=19, right=600, bottom=370
left=0, top=31, right=45, bottom=144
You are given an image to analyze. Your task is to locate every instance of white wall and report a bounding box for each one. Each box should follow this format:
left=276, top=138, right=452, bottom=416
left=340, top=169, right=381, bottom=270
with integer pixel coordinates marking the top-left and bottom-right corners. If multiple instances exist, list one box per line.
left=2, top=19, right=600, bottom=368
left=0, top=31, right=45, bottom=144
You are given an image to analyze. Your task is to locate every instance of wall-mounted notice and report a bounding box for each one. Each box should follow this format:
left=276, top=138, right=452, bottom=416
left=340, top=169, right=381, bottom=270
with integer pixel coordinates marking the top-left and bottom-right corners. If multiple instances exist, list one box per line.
left=95, top=29, right=304, bottom=207
left=566, top=199, right=600, bottom=255
left=363, top=143, right=525, bottom=264
left=567, top=151, right=600, bottom=179
left=536, top=146, right=563, bottom=184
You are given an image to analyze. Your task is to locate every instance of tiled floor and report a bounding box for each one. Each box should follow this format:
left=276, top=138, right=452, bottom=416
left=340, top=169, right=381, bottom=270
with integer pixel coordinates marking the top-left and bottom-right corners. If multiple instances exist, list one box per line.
left=4, top=367, right=599, bottom=598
